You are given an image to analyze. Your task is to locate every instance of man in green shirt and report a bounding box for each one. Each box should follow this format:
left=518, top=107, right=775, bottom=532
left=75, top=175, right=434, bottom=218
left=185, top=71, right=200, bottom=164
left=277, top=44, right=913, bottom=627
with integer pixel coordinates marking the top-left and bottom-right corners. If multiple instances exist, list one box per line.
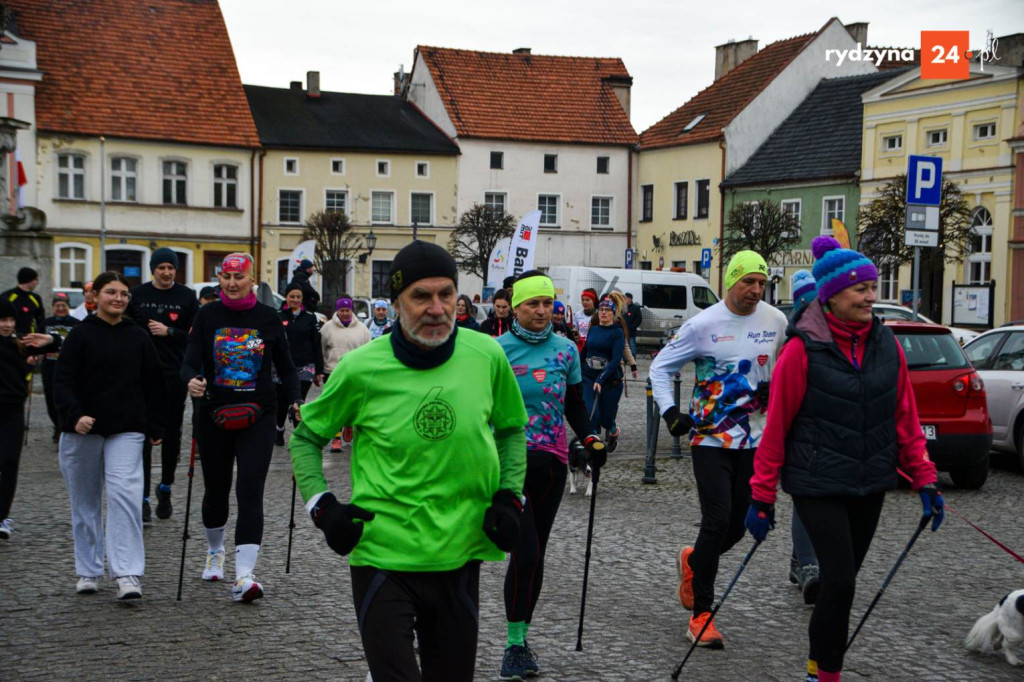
left=290, top=241, right=528, bottom=681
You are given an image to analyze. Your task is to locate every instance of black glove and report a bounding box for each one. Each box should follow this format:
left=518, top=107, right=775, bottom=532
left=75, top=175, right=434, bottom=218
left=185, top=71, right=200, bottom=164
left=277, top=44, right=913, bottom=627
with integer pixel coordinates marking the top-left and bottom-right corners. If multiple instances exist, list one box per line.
left=583, top=434, right=607, bottom=469
left=483, top=489, right=523, bottom=552
left=288, top=400, right=304, bottom=427
left=662, top=405, right=694, bottom=437
left=310, top=492, right=375, bottom=556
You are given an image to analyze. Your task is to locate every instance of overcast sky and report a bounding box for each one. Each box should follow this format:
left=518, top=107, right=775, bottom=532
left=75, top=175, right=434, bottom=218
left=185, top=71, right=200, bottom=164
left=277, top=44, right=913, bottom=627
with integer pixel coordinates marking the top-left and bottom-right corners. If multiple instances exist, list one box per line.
left=220, top=0, right=1023, bottom=133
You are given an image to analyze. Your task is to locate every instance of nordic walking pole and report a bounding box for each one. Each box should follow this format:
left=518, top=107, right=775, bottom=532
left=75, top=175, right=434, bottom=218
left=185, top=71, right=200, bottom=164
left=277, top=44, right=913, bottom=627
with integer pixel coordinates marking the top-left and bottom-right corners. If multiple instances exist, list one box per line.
left=286, top=475, right=297, bottom=573
left=671, top=539, right=762, bottom=679
left=845, top=514, right=930, bottom=652
left=177, top=399, right=200, bottom=601
left=575, top=444, right=604, bottom=652
left=23, top=372, right=33, bottom=446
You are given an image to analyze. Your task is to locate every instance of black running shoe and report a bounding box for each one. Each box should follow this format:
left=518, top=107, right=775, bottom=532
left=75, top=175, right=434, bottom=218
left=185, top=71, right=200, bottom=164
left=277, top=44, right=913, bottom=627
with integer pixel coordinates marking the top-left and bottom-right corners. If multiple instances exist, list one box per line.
left=142, top=500, right=152, bottom=524
left=155, top=485, right=172, bottom=520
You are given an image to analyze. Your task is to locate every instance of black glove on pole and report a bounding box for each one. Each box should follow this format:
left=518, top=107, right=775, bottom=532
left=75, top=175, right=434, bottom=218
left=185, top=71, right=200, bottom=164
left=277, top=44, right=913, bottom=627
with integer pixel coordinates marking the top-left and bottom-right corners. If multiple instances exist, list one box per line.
left=662, top=405, right=694, bottom=438
left=311, top=492, right=375, bottom=556
left=583, top=435, right=607, bottom=470
left=483, top=489, right=522, bottom=552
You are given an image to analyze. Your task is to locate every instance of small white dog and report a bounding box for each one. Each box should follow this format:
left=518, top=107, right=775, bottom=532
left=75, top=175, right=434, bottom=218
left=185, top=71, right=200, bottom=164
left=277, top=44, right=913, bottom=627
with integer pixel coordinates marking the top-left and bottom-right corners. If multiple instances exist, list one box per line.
left=964, top=589, right=1024, bottom=666
left=567, top=439, right=593, bottom=497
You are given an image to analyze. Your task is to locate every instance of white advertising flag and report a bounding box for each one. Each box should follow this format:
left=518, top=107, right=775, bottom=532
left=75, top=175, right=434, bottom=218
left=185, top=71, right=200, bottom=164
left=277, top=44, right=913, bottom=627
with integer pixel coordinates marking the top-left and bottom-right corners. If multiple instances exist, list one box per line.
left=505, top=210, right=542, bottom=280
left=288, top=239, right=319, bottom=290
left=486, top=237, right=512, bottom=288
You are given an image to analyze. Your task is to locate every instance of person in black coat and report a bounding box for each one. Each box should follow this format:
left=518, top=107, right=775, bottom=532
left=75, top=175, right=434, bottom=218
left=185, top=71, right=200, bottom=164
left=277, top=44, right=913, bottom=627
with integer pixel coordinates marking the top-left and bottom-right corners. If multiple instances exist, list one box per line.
left=2, top=267, right=45, bottom=335
left=480, top=289, right=512, bottom=337
left=41, top=294, right=80, bottom=442
left=455, top=294, right=480, bottom=331
left=275, top=283, right=324, bottom=445
left=288, top=259, right=321, bottom=314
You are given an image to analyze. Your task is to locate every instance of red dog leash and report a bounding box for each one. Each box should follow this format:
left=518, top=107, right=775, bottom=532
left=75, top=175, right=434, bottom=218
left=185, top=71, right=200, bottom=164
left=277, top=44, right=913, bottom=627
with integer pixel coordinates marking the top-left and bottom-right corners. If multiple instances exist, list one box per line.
left=899, top=468, right=1024, bottom=566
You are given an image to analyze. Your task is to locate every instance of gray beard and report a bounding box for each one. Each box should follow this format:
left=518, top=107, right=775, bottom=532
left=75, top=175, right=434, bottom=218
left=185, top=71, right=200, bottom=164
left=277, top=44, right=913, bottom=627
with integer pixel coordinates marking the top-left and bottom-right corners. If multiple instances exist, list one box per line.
left=407, top=318, right=455, bottom=348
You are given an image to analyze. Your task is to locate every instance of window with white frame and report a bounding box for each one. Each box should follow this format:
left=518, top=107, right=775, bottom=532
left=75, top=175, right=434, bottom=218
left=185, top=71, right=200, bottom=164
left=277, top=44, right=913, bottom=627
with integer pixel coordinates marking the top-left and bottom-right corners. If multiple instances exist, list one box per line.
left=284, top=158, right=298, bottom=175
left=591, top=197, right=612, bottom=229
left=213, top=164, right=237, bottom=208
left=878, top=263, right=898, bottom=302
left=968, top=207, right=992, bottom=283
left=484, top=192, right=506, bottom=216
left=279, top=189, right=302, bottom=223
left=973, top=122, right=996, bottom=141
left=325, top=190, right=347, bottom=215
left=538, top=194, right=559, bottom=226
left=882, top=134, right=903, bottom=152
left=330, top=158, right=345, bottom=175
left=376, top=160, right=390, bottom=177
left=926, top=129, right=948, bottom=147
left=822, top=197, right=844, bottom=235
left=371, top=191, right=394, bottom=224
left=58, top=153, right=86, bottom=199
left=57, top=244, right=89, bottom=287
left=411, top=193, right=432, bottom=224
left=416, top=162, right=429, bottom=178
left=110, top=157, right=137, bottom=202
left=781, top=199, right=801, bottom=236
left=162, top=161, right=187, bottom=205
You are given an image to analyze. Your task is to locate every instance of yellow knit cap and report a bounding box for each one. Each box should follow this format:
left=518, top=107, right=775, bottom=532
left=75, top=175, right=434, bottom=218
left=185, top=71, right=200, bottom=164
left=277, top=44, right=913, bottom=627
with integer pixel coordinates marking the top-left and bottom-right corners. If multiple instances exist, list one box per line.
left=724, top=250, right=769, bottom=291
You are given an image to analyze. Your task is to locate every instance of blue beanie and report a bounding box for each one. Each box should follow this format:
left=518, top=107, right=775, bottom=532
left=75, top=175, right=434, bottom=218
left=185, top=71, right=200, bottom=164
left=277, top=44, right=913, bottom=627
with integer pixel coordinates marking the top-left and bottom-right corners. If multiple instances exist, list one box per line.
left=790, top=270, right=817, bottom=310
left=811, top=236, right=878, bottom=304
left=149, top=247, right=179, bottom=273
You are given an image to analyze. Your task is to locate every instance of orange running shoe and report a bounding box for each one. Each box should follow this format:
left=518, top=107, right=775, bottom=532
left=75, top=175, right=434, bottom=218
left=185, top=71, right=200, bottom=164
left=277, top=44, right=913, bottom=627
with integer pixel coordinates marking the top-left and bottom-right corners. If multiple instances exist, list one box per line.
left=687, top=611, right=724, bottom=648
left=676, top=546, right=694, bottom=609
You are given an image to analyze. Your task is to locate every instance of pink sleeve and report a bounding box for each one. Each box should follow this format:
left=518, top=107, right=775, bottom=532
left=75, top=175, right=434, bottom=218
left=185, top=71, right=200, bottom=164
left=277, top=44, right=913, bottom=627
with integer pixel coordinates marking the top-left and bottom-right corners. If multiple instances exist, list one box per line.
left=893, top=342, right=938, bottom=489
left=750, top=339, right=808, bottom=505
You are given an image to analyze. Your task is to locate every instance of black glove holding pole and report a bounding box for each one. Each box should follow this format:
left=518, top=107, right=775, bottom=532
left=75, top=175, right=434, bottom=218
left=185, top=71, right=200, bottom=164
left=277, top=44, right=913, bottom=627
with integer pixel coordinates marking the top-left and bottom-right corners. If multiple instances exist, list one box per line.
left=583, top=434, right=607, bottom=470
left=310, top=492, right=375, bottom=556
left=483, top=489, right=523, bottom=551
left=662, top=405, right=694, bottom=438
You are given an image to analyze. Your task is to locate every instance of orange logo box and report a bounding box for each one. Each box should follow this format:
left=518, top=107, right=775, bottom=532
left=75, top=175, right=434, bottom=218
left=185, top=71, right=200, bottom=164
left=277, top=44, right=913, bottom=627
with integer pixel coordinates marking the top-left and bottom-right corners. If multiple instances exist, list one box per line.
left=921, top=31, right=970, bottom=79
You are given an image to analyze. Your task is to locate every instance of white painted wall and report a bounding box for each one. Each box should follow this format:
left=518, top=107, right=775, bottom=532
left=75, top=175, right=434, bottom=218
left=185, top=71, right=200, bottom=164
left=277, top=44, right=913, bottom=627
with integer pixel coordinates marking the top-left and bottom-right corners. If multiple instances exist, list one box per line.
left=724, top=19, right=877, bottom=175
left=0, top=31, right=41, bottom=209
left=407, top=52, right=457, bottom=139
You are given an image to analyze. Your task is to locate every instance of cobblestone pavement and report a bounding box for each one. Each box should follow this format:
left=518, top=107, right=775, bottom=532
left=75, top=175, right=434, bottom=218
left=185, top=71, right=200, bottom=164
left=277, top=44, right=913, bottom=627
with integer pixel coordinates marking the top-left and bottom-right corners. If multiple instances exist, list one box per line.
left=3, top=358, right=1024, bottom=681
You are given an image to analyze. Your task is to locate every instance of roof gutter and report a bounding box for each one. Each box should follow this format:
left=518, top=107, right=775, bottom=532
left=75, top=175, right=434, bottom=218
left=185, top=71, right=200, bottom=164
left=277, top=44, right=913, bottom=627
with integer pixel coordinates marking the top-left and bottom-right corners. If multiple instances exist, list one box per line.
left=627, top=146, right=634, bottom=250
left=718, top=137, right=727, bottom=295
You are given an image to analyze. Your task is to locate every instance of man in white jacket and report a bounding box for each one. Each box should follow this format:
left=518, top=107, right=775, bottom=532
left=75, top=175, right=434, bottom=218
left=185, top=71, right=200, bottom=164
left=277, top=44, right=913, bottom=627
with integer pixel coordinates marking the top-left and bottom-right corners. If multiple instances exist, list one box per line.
left=321, top=296, right=372, bottom=451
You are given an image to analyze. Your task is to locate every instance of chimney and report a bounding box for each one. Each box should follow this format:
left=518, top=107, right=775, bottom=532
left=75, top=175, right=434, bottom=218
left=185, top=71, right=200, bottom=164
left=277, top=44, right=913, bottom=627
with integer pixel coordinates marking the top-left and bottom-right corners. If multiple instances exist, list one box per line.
left=603, top=75, right=633, bottom=118
left=393, top=65, right=407, bottom=97
left=512, top=47, right=531, bottom=55
left=306, top=71, right=321, bottom=98
left=290, top=80, right=302, bottom=91
left=845, top=22, right=869, bottom=47
left=715, top=38, right=758, bottom=81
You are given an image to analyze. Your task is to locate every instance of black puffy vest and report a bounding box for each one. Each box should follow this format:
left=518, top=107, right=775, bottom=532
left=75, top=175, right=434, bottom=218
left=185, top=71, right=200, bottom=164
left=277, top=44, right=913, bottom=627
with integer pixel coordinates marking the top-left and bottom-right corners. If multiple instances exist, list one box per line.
left=781, top=301, right=901, bottom=498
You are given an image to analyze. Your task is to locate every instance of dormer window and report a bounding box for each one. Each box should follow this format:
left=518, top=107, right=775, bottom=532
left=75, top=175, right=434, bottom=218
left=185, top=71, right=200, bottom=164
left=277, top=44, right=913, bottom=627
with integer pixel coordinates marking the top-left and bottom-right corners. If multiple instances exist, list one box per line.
left=683, top=114, right=706, bottom=132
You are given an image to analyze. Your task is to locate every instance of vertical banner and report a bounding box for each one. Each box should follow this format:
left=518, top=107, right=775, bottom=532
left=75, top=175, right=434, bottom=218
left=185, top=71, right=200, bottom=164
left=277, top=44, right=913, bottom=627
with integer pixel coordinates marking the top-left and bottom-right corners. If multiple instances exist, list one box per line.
left=831, top=218, right=851, bottom=249
left=486, top=237, right=512, bottom=288
left=289, top=239, right=319, bottom=291
left=505, top=210, right=542, bottom=280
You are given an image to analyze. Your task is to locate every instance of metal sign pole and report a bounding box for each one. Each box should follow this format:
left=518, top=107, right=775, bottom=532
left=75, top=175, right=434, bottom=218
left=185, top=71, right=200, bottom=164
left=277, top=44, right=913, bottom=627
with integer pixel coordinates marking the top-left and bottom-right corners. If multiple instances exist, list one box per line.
left=912, top=246, right=920, bottom=321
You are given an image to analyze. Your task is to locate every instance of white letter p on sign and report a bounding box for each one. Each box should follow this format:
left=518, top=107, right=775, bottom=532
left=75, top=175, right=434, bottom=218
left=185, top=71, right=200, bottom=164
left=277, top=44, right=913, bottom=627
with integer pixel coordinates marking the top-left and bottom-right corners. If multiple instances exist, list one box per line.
left=914, top=161, right=936, bottom=200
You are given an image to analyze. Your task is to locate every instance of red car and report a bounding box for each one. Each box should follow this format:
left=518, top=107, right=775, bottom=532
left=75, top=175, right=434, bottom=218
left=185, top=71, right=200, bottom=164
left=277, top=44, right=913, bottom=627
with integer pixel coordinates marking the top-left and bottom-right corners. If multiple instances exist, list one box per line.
left=885, top=321, right=993, bottom=488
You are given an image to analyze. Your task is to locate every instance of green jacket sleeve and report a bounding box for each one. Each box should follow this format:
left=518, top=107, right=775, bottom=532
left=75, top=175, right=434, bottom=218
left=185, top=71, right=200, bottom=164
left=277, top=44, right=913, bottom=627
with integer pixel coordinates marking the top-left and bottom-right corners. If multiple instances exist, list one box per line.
left=490, top=347, right=529, bottom=497
left=289, top=421, right=331, bottom=505
left=494, top=426, right=526, bottom=497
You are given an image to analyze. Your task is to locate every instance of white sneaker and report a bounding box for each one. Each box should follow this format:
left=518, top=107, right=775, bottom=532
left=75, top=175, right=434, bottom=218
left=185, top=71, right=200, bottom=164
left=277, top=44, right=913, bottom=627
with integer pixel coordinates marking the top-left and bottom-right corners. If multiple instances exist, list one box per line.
left=0, top=518, right=14, bottom=539
left=116, top=575, right=142, bottom=600
left=202, top=549, right=226, bottom=581
left=232, top=574, right=263, bottom=603
left=76, top=576, right=101, bottom=594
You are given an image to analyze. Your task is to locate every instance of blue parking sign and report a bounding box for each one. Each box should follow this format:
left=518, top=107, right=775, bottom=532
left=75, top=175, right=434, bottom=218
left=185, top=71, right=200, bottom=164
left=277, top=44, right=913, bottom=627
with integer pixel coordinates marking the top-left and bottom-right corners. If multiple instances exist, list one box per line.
left=906, top=155, right=943, bottom=206
left=624, top=248, right=634, bottom=269
left=701, top=248, right=712, bottom=269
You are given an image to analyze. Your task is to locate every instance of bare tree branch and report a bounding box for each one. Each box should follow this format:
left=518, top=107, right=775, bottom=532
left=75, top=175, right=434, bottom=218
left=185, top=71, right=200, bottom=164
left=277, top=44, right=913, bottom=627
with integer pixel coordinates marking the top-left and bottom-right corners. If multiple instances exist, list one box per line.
left=721, top=199, right=802, bottom=264
left=447, top=204, right=517, bottom=280
left=302, top=210, right=365, bottom=303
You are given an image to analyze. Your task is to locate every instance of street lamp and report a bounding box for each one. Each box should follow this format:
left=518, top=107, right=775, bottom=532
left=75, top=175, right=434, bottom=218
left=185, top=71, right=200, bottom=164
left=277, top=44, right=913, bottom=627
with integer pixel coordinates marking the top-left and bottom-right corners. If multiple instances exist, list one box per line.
left=358, top=229, right=378, bottom=263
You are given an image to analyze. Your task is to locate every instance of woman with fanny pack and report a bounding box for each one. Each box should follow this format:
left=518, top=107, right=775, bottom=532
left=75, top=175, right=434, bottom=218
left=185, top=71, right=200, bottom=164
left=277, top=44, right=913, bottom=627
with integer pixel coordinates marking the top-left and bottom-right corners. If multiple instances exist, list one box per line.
left=580, top=298, right=625, bottom=448
left=183, top=253, right=300, bottom=603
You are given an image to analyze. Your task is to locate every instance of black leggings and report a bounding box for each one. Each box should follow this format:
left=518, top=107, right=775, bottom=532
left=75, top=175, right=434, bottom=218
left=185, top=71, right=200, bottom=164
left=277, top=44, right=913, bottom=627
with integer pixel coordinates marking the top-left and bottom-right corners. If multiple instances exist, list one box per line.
left=504, top=450, right=568, bottom=623
left=142, top=376, right=187, bottom=495
left=275, top=381, right=312, bottom=428
left=793, top=494, right=885, bottom=674
left=197, top=408, right=276, bottom=545
left=352, top=561, right=480, bottom=682
left=41, top=360, right=59, bottom=432
left=689, top=445, right=755, bottom=614
left=0, top=407, right=25, bottom=520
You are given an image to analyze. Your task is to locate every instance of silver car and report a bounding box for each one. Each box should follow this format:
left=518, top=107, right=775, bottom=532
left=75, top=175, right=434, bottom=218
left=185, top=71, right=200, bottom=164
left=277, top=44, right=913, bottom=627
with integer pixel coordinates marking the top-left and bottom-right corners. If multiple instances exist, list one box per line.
left=963, top=325, right=1024, bottom=468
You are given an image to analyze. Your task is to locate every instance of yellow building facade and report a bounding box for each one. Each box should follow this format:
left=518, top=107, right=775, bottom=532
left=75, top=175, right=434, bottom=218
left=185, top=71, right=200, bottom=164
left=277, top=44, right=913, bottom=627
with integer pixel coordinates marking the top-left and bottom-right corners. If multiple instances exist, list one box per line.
left=860, top=64, right=1023, bottom=326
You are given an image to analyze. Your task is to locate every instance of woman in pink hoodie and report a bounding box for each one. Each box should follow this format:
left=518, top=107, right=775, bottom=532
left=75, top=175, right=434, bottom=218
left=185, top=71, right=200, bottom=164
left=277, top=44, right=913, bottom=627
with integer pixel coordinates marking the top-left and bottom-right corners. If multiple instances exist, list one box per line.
left=746, top=236, right=944, bottom=682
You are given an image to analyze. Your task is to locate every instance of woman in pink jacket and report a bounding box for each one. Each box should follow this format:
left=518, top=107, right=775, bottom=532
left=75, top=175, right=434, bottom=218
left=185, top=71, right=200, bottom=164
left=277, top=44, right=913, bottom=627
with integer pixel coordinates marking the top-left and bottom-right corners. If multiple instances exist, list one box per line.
left=746, top=237, right=944, bottom=682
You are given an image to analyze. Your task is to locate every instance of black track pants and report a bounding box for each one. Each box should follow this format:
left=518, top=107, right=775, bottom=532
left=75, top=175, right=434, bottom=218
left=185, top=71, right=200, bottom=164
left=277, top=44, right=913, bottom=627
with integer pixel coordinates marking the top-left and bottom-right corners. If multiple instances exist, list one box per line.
left=0, top=408, right=25, bottom=520
left=41, top=360, right=59, bottom=432
left=351, top=561, right=480, bottom=682
left=142, top=375, right=187, bottom=495
left=792, top=493, right=885, bottom=674
left=196, top=408, right=276, bottom=545
left=504, top=450, right=568, bottom=623
left=689, top=445, right=755, bottom=614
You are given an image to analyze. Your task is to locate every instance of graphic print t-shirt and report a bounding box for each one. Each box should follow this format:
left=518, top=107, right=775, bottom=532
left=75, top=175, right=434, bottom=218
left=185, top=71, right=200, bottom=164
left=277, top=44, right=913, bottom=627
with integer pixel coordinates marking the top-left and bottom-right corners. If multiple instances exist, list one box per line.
left=498, top=331, right=581, bottom=462
left=653, top=300, right=787, bottom=450
left=214, top=327, right=264, bottom=388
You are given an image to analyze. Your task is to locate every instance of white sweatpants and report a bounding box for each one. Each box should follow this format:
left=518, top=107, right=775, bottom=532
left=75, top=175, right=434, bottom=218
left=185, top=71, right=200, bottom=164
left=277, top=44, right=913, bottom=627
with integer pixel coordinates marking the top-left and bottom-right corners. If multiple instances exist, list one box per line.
left=59, top=432, right=145, bottom=579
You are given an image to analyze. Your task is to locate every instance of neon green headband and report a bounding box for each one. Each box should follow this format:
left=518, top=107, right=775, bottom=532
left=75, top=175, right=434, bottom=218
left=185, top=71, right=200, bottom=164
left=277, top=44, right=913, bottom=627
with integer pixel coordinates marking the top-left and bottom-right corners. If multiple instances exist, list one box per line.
left=511, top=275, right=555, bottom=308
left=724, top=250, right=769, bottom=291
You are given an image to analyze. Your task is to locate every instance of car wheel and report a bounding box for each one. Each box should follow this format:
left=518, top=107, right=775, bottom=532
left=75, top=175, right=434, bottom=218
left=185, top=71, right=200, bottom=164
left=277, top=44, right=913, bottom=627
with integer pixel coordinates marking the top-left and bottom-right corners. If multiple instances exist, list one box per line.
left=949, top=461, right=989, bottom=489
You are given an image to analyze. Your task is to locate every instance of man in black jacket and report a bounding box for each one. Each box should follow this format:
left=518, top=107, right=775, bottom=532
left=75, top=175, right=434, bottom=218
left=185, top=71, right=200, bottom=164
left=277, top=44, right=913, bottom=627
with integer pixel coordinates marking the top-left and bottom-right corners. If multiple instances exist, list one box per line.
left=128, top=248, right=198, bottom=521
left=623, top=292, right=643, bottom=358
left=289, top=259, right=320, bottom=314
left=2, top=267, right=45, bottom=335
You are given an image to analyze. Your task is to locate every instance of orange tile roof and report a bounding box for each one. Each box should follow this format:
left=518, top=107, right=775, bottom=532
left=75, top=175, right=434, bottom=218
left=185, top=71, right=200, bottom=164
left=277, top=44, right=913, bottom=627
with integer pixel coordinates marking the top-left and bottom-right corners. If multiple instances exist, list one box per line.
left=415, top=46, right=638, bottom=146
left=7, top=0, right=259, bottom=148
left=639, top=32, right=817, bottom=151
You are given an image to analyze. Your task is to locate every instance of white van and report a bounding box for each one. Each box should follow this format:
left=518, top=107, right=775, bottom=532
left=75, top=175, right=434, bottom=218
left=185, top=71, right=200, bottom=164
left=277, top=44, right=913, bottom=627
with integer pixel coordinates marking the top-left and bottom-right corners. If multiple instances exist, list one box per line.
left=547, top=267, right=718, bottom=348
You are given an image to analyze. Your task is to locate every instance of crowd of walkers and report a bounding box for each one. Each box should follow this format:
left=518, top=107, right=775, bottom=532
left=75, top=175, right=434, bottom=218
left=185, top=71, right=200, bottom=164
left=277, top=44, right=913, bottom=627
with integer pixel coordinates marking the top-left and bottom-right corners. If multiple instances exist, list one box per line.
left=0, top=234, right=945, bottom=682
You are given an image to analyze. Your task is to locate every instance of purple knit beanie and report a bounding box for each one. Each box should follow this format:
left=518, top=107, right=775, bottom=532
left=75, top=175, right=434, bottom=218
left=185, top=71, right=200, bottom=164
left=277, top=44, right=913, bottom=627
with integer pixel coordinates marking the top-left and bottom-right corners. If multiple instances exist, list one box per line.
left=811, top=236, right=878, bottom=304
